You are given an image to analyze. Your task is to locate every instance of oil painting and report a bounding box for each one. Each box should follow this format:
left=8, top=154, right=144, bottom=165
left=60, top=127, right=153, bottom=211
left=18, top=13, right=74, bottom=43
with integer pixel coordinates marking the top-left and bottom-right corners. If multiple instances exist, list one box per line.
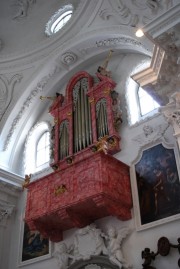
left=19, top=222, right=51, bottom=266
left=131, top=143, right=180, bottom=230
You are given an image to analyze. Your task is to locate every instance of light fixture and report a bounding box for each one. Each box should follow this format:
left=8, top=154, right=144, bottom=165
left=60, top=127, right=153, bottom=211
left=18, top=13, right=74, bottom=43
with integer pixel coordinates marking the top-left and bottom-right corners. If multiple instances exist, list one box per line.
left=135, top=29, right=144, bottom=37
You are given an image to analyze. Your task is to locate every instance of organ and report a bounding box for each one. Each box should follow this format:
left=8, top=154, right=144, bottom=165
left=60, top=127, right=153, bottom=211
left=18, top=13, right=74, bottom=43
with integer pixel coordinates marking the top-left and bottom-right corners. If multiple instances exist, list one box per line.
left=25, top=69, right=132, bottom=242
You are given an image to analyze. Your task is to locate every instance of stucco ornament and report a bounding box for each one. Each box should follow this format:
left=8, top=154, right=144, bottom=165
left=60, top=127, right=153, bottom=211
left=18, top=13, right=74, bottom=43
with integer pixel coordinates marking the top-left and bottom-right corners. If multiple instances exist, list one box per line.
left=133, top=122, right=169, bottom=146
left=0, top=200, right=14, bottom=226
left=106, top=226, right=132, bottom=269
left=61, top=52, right=77, bottom=66
left=73, top=224, right=108, bottom=261
left=53, top=242, right=74, bottom=269
left=13, top=0, right=36, bottom=19
left=53, top=224, right=131, bottom=269
left=160, top=92, right=180, bottom=129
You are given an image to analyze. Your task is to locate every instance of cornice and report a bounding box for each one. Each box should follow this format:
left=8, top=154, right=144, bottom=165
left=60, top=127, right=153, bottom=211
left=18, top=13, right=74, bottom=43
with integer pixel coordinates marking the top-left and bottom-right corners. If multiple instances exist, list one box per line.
left=131, top=45, right=165, bottom=86
left=143, top=4, right=180, bottom=38
left=0, top=168, right=23, bottom=187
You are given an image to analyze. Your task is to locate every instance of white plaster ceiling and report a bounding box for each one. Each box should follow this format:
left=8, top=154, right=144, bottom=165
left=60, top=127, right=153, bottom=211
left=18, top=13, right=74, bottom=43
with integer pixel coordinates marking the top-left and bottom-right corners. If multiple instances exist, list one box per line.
left=0, top=0, right=179, bottom=174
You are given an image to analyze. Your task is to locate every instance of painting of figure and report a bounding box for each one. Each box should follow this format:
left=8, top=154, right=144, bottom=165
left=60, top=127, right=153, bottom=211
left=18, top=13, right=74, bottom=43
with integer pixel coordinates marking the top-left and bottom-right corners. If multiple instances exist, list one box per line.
left=21, top=222, right=49, bottom=263
left=135, top=144, right=180, bottom=226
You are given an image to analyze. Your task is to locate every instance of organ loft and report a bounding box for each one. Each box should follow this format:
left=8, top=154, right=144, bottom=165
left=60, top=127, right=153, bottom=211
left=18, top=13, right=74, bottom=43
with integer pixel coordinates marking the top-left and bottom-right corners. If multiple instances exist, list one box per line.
left=25, top=54, right=132, bottom=242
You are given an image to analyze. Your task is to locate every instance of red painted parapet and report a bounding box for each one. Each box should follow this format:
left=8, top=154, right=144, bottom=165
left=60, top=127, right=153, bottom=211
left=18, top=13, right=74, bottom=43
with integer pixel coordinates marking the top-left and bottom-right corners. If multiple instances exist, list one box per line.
left=25, top=151, right=132, bottom=242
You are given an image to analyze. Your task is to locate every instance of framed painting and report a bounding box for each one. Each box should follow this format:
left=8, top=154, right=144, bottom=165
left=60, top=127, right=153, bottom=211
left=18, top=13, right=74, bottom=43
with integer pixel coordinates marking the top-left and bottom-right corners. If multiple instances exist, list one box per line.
left=130, top=143, right=180, bottom=230
left=18, top=221, right=52, bottom=266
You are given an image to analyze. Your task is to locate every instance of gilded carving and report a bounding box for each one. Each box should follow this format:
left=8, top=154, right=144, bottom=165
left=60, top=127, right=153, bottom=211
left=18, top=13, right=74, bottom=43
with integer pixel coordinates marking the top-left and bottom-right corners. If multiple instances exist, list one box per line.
left=54, top=184, right=67, bottom=196
left=22, top=174, right=31, bottom=190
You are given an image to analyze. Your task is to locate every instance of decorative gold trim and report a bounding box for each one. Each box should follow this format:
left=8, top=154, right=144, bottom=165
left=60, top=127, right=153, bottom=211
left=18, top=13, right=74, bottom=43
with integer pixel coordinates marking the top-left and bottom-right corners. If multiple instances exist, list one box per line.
left=54, top=184, right=67, bottom=196
left=22, top=174, right=31, bottom=190
left=89, top=97, right=95, bottom=104
left=104, top=88, right=110, bottom=95
left=40, top=96, right=56, bottom=101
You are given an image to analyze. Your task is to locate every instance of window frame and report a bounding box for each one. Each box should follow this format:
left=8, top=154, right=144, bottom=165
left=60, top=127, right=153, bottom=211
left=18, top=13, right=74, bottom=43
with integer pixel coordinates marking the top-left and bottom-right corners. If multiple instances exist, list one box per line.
left=36, top=131, right=50, bottom=169
left=137, top=87, right=160, bottom=117
left=45, top=4, right=73, bottom=36
left=24, top=122, right=51, bottom=175
left=126, top=78, right=160, bottom=126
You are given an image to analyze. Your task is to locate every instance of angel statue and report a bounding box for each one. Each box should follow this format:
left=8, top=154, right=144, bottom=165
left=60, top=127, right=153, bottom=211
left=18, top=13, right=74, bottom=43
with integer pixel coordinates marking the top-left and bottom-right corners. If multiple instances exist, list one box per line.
left=53, top=242, right=73, bottom=269
left=106, top=226, right=132, bottom=269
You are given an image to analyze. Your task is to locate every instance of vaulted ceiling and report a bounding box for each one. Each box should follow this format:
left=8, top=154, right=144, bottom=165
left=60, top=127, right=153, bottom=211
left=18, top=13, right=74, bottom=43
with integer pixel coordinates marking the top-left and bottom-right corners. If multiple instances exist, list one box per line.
left=0, top=0, right=179, bottom=175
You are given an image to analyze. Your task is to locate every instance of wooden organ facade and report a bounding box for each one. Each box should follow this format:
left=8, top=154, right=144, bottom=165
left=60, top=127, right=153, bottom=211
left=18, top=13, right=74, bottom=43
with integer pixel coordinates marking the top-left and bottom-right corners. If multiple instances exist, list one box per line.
left=25, top=71, right=132, bottom=242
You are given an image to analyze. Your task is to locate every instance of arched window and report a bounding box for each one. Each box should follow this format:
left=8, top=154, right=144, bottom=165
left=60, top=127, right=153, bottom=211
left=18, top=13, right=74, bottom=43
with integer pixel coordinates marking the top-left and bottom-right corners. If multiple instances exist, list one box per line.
left=126, top=78, right=160, bottom=125
left=36, top=131, right=50, bottom=168
left=24, top=122, right=51, bottom=175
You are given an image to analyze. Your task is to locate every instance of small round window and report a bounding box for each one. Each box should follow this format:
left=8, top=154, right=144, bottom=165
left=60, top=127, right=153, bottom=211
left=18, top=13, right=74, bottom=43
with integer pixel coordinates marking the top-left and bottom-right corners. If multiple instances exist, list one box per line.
left=45, top=4, right=73, bottom=36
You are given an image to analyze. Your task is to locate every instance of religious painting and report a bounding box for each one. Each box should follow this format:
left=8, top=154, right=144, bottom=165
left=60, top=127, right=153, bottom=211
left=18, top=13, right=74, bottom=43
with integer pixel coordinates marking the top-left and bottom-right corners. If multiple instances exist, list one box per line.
left=19, top=222, right=51, bottom=266
left=131, top=143, right=180, bottom=230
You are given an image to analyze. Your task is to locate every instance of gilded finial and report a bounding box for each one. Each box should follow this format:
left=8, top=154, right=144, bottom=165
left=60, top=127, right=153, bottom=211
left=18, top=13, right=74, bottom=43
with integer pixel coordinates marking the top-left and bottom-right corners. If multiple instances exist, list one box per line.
left=40, top=92, right=61, bottom=101
left=95, top=136, right=109, bottom=154
left=101, top=49, right=113, bottom=70
left=40, top=96, right=56, bottom=101
left=97, top=50, right=113, bottom=77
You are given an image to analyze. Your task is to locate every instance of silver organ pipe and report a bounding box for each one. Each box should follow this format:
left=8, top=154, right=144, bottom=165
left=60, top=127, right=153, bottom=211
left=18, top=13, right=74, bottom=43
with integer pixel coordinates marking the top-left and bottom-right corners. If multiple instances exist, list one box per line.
left=59, top=120, right=69, bottom=160
left=73, top=78, right=92, bottom=153
left=96, top=98, right=109, bottom=139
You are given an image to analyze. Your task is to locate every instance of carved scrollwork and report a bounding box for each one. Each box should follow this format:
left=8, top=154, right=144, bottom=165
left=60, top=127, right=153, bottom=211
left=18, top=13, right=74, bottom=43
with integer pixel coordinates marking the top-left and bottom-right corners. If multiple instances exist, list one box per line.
left=53, top=224, right=131, bottom=269
left=0, top=200, right=15, bottom=226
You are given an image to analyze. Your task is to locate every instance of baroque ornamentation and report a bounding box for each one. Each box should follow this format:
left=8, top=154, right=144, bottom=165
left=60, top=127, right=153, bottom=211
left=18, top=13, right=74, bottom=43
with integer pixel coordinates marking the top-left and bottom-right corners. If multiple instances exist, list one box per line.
left=152, top=29, right=180, bottom=97
left=160, top=92, right=180, bottom=137
left=61, top=52, right=78, bottom=66
left=0, top=74, right=22, bottom=122
left=0, top=200, right=15, bottom=226
left=133, top=122, right=170, bottom=145
left=13, top=0, right=36, bottom=20
left=3, top=64, right=61, bottom=151
left=96, top=37, right=143, bottom=49
left=100, top=0, right=173, bottom=28
left=53, top=224, right=131, bottom=269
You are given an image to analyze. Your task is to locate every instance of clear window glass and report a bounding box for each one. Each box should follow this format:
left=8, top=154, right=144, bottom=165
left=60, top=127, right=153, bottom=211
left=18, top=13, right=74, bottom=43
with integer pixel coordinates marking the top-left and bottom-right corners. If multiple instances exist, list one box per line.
left=51, top=10, right=72, bottom=33
left=36, top=132, right=50, bottom=167
left=138, top=87, right=160, bottom=116
left=126, top=78, right=160, bottom=125
left=45, top=4, right=73, bottom=36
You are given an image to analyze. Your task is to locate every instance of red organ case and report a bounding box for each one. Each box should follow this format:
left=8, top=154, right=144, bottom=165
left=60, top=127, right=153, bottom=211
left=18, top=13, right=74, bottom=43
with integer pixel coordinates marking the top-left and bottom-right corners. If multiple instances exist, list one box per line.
left=25, top=71, right=132, bottom=242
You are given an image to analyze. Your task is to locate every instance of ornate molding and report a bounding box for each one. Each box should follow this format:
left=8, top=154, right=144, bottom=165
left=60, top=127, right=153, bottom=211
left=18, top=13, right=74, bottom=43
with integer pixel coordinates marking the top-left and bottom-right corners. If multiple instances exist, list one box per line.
left=0, top=74, right=22, bottom=122
left=53, top=224, right=131, bottom=269
left=131, top=44, right=165, bottom=87
left=12, top=0, right=36, bottom=20
left=144, top=4, right=180, bottom=38
left=160, top=92, right=180, bottom=137
left=132, top=122, right=170, bottom=146
left=96, top=36, right=146, bottom=50
left=61, top=52, right=78, bottom=65
left=3, top=64, right=60, bottom=151
left=0, top=200, right=15, bottom=226
left=107, top=0, right=174, bottom=28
